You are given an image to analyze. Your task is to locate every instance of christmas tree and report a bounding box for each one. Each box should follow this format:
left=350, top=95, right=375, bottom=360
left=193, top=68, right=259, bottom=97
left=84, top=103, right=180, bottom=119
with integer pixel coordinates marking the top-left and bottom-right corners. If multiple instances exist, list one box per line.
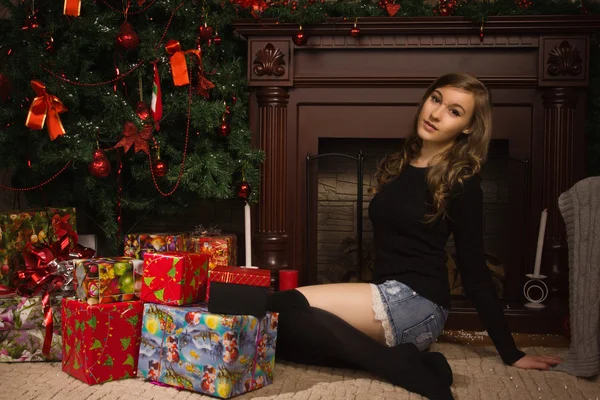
left=0, top=0, right=263, bottom=249
left=1, top=0, right=598, bottom=251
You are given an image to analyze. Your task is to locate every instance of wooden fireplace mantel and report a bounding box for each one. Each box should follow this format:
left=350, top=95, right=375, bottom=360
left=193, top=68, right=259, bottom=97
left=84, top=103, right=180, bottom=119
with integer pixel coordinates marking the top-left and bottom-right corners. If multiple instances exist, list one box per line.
left=234, top=15, right=600, bottom=333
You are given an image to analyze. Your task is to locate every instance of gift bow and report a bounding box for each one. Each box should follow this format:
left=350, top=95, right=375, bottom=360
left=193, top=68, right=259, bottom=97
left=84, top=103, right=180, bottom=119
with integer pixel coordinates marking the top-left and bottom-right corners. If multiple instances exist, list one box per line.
left=25, top=80, right=68, bottom=141
left=18, top=239, right=92, bottom=296
left=63, top=0, right=81, bottom=16
left=114, top=121, right=152, bottom=155
left=165, top=40, right=203, bottom=87
left=14, top=239, right=94, bottom=357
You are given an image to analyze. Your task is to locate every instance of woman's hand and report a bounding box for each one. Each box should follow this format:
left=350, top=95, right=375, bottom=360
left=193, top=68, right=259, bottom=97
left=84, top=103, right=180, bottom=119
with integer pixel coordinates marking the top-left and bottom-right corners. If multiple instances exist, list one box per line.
left=512, top=354, right=562, bottom=370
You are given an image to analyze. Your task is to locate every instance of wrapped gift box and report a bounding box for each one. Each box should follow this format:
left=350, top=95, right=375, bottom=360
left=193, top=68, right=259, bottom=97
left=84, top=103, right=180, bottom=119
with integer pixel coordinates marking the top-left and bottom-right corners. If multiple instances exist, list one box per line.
left=207, top=267, right=271, bottom=318
left=0, top=294, right=63, bottom=362
left=0, top=208, right=77, bottom=287
left=141, top=252, right=208, bottom=306
left=184, top=233, right=237, bottom=270
left=138, top=303, right=278, bottom=398
left=61, top=298, right=143, bottom=385
left=74, top=257, right=141, bottom=305
left=124, top=233, right=186, bottom=259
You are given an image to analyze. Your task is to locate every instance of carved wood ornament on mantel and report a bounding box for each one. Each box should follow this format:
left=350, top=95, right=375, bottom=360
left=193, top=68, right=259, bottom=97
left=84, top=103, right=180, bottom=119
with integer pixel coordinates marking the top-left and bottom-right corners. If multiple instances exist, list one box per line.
left=546, top=40, right=583, bottom=77
left=253, top=43, right=286, bottom=77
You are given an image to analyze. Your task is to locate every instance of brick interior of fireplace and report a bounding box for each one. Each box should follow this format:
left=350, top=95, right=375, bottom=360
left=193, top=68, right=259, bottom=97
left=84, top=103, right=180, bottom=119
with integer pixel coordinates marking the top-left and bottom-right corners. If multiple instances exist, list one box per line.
left=315, top=138, right=514, bottom=299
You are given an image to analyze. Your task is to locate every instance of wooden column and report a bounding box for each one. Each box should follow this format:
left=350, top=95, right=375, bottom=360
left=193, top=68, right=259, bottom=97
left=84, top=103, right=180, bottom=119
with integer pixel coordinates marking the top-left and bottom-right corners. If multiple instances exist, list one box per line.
left=255, top=87, right=290, bottom=289
left=541, top=87, right=578, bottom=310
left=245, top=40, right=294, bottom=290
left=538, top=37, right=589, bottom=312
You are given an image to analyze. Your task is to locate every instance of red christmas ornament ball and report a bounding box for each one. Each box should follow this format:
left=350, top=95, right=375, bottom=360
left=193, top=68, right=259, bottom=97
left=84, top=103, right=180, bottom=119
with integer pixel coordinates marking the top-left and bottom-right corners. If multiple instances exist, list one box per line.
left=88, top=149, right=111, bottom=178
left=199, top=23, right=214, bottom=40
left=116, top=22, right=140, bottom=51
left=219, top=119, right=231, bottom=137
left=213, top=33, right=222, bottom=46
left=153, top=158, right=168, bottom=177
left=293, top=28, right=308, bottom=46
left=135, top=101, right=151, bottom=121
left=350, top=26, right=360, bottom=38
left=236, top=181, right=252, bottom=200
left=1, top=264, right=9, bottom=276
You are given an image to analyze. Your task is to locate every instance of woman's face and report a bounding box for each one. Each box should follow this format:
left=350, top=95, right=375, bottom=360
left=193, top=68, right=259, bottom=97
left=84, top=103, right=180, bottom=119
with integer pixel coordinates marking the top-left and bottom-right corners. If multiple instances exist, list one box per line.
left=417, top=86, right=476, bottom=148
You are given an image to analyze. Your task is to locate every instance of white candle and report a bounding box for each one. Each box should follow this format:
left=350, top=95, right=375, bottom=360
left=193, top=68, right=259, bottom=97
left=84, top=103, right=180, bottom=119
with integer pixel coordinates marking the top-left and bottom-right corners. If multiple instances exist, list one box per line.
left=533, top=209, right=547, bottom=277
left=245, top=201, right=252, bottom=267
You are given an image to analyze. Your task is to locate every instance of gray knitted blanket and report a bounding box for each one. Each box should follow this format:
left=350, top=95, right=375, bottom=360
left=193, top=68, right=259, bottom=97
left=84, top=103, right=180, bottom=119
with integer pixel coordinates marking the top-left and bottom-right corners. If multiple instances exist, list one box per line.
left=553, top=176, right=600, bottom=377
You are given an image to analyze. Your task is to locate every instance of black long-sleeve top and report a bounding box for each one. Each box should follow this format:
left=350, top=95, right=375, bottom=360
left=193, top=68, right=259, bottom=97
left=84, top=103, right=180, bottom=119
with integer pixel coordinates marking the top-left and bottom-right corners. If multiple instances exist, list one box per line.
left=368, top=164, right=525, bottom=365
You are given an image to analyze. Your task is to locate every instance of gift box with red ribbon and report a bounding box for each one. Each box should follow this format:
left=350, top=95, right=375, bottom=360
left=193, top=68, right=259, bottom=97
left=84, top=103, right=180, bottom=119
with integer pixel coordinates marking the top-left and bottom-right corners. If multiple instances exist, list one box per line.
left=207, top=267, right=271, bottom=318
left=0, top=293, right=63, bottom=362
left=73, top=257, right=142, bottom=305
left=0, top=208, right=77, bottom=287
left=61, top=298, right=143, bottom=385
left=123, top=233, right=187, bottom=260
left=140, top=252, right=208, bottom=306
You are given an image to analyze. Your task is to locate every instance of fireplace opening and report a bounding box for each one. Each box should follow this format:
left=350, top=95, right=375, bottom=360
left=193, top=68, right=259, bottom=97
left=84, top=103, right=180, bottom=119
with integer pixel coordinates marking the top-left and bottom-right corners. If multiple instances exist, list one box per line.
left=312, top=138, right=524, bottom=301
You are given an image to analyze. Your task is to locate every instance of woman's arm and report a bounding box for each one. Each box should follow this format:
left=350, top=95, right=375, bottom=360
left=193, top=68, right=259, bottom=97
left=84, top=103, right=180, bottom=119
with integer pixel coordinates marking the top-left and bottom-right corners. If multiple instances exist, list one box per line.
left=449, top=174, right=525, bottom=365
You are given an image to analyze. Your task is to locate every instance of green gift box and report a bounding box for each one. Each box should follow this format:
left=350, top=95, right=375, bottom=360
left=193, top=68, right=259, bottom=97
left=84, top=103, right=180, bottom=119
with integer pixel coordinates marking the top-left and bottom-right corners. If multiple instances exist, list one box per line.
left=73, top=257, right=142, bottom=305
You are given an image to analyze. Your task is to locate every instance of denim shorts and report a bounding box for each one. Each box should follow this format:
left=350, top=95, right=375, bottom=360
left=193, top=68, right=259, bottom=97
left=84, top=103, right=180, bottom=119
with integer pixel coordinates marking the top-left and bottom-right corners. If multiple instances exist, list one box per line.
left=370, top=280, right=448, bottom=351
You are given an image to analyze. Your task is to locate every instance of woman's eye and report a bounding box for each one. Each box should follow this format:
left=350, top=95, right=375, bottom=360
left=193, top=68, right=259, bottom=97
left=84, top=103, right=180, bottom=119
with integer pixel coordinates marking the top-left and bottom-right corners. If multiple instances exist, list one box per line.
left=450, top=109, right=460, bottom=117
left=431, top=96, right=440, bottom=103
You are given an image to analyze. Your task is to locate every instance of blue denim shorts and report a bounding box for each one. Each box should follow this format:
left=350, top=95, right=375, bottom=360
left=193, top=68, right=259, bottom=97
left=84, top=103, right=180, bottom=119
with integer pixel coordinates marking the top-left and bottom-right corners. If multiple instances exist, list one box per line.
left=370, top=280, right=448, bottom=351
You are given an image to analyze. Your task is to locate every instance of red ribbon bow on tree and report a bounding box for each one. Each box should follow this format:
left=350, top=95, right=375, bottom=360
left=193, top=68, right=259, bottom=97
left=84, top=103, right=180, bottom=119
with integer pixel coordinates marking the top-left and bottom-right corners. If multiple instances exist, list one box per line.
left=114, top=121, right=153, bottom=155
left=165, top=39, right=201, bottom=87
left=165, top=39, right=214, bottom=97
left=25, top=80, right=68, bottom=141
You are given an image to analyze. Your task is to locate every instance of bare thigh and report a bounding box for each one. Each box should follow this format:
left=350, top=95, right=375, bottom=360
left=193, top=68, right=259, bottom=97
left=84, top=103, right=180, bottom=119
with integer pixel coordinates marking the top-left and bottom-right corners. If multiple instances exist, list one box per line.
left=296, top=283, right=386, bottom=344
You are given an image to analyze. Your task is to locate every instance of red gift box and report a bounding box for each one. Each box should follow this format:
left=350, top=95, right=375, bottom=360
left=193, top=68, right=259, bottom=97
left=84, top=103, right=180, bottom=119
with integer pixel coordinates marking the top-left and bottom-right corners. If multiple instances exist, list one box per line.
left=209, top=266, right=270, bottom=285
left=140, top=252, right=208, bottom=305
left=207, top=266, right=270, bottom=301
left=61, top=298, right=143, bottom=385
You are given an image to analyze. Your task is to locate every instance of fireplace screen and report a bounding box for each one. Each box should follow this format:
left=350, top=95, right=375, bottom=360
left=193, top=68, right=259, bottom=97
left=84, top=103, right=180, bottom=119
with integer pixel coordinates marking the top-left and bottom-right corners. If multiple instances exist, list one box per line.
left=307, top=138, right=529, bottom=301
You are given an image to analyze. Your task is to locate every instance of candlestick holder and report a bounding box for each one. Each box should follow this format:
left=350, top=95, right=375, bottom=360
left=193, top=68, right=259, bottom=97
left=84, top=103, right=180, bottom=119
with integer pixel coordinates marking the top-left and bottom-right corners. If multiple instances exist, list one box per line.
left=523, top=273, right=548, bottom=309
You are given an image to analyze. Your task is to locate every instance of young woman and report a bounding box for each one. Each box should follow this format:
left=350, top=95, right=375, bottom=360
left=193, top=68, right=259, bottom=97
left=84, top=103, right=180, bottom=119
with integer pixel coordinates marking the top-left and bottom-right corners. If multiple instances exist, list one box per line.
left=266, top=73, right=561, bottom=400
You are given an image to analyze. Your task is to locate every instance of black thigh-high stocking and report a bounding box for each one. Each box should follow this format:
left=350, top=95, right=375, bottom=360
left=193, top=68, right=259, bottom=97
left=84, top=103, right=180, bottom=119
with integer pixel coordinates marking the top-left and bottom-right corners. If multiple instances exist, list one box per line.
left=266, top=289, right=357, bottom=369
left=267, top=289, right=453, bottom=400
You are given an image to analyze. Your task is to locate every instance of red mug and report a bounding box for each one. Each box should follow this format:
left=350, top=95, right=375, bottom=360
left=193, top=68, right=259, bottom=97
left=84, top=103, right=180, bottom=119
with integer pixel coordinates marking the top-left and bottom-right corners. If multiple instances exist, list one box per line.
left=279, top=269, right=299, bottom=291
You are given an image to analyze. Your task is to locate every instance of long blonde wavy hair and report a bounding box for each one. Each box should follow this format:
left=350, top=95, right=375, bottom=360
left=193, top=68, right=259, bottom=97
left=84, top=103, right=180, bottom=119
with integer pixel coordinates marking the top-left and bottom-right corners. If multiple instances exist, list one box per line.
left=373, top=73, right=492, bottom=223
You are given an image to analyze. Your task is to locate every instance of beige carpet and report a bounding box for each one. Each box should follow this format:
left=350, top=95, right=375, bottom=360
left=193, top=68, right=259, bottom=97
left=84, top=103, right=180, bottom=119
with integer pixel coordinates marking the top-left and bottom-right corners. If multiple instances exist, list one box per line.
left=1, top=343, right=599, bottom=400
